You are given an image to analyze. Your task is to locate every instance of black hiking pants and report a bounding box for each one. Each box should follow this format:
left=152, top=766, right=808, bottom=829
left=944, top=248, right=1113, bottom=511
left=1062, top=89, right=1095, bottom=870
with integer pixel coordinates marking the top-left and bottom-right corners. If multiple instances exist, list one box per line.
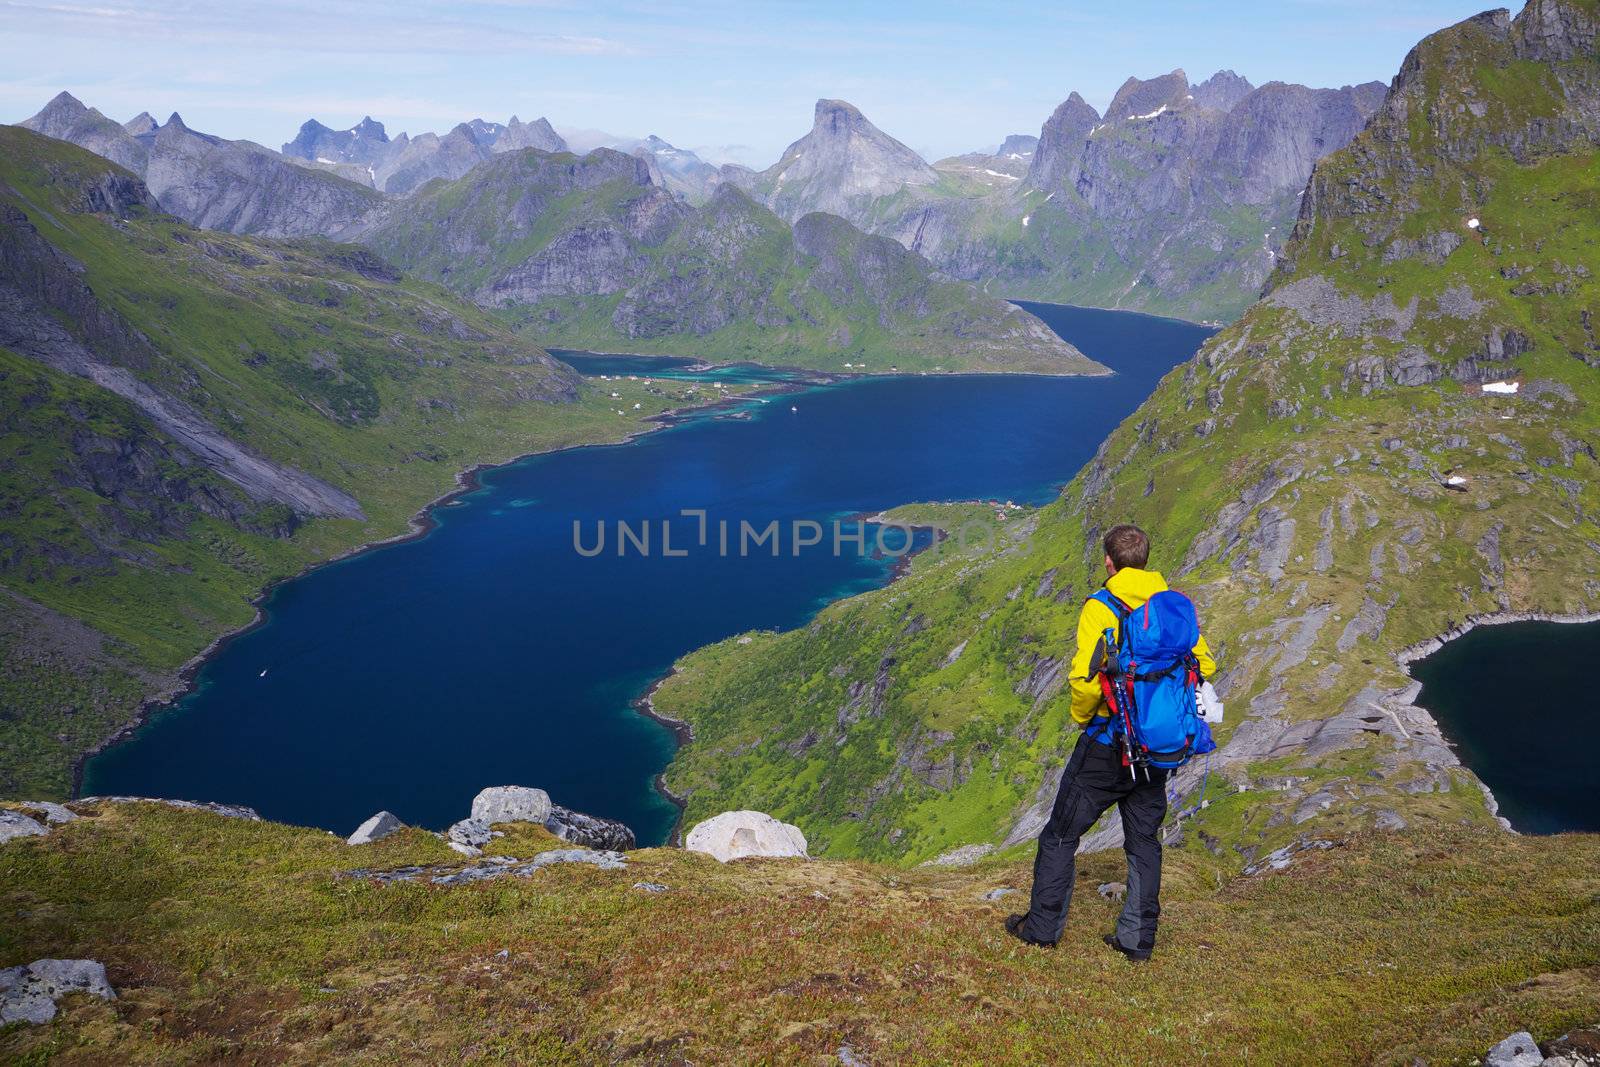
left=1021, top=733, right=1169, bottom=950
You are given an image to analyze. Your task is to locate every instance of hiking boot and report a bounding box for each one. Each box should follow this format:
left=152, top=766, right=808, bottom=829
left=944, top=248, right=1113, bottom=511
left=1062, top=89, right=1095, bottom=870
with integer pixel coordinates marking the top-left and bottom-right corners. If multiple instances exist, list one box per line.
left=1103, top=933, right=1152, bottom=962
left=1004, top=914, right=1056, bottom=949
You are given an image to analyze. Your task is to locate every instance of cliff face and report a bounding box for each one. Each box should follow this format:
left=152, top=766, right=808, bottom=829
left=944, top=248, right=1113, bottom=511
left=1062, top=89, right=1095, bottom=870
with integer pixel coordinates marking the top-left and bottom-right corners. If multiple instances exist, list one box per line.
left=748, top=99, right=942, bottom=224
left=651, top=0, right=1600, bottom=865
left=0, top=128, right=588, bottom=798
left=21, top=95, right=384, bottom=238
left=735, top=78, right=1385, bottom=322
left=365, top=149, right=1104, bottom=375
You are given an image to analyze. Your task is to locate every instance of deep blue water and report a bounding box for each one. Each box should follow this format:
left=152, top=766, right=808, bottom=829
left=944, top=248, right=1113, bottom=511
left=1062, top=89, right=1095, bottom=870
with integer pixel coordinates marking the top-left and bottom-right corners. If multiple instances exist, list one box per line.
left=82, top=303, right=1215, bottom=842
left=1412, top=620, right=1600, bottom=834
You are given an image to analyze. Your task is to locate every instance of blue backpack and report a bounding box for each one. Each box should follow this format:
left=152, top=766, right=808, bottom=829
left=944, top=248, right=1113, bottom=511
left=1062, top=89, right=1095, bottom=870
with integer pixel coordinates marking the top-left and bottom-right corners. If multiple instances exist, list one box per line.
left=1085, top=587, right=1215, bottom=772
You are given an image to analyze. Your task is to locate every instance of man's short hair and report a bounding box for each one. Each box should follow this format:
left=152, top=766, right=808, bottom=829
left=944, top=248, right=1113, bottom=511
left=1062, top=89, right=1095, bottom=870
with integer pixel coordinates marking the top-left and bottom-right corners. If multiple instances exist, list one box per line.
left=1103, top=524, right=1150, bottom=570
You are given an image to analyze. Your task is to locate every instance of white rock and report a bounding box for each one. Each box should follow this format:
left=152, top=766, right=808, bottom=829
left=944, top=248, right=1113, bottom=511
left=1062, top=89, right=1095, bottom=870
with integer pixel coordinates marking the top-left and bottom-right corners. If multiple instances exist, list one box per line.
left=685, top=810, right=808, bottom=863
left=19, top=801, right=77, bottom=825
left=0, top=810, right=49, bottom=845
left=470, top=786, right=551, bottom=827
left=346, top=811, right=404, bottom=845
left=1484, top=1031, right=1543, bottom=1067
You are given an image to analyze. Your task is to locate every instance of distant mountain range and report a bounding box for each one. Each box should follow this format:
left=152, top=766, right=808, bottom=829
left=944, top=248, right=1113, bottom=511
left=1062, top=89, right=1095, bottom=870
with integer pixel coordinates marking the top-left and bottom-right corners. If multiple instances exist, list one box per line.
left=16, top=91, right=1095, bottom=376
left=17, top=64, right=1388, bottom=324
left=722, top=72, right=1386, bottom=321
left=21, top=93, right=381, bottom=238
left=281, top=113, right=566, bottom=194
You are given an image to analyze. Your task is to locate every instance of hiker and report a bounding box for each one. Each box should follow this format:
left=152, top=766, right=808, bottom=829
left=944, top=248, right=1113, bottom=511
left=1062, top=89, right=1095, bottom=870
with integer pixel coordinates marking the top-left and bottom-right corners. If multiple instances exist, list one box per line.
left=1006, top=524, right=1216, bottom=960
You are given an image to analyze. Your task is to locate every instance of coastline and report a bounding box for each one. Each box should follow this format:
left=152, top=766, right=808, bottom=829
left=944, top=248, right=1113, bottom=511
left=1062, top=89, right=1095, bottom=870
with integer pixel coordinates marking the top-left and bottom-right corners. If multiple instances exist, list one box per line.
left=69, top=353, right=1115, bottom=807
left=629, top=504, right=953, bottom=844
left=1393, top=607, right=1600, bottom=833
left=69, top=375, right=790, bottom=798
left=631, top=672, right=693, bottom=846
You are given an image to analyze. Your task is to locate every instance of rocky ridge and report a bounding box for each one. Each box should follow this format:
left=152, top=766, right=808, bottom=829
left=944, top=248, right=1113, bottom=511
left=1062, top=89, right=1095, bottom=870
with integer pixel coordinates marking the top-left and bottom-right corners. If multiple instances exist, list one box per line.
left=734, top=77, right=1385, bottom=321
left=364, top=147, right=1104, bottom=374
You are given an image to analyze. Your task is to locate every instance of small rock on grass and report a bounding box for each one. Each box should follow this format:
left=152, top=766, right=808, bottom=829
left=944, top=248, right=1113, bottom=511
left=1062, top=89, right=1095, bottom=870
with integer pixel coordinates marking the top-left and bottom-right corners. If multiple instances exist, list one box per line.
left=0, top=959, right=116, bottom=1025
left=0, top=810, right=49, bottom=845
left=346, top=810, right=404, bottom=845
left=1484, top=1031, right=1545, bottom=1067
left=447, top=817, right=494, bottom=849
left=18, top=801, right=77, bottom=825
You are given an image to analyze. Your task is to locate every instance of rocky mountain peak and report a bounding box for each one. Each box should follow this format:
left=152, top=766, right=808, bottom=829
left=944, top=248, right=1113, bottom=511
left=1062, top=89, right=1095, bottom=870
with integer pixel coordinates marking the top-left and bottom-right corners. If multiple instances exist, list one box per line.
left=1191, top=69, right=1255, bottom=111
left=812, top=98, right=867, bottom=134
left=1513, top=0, right=1598, bottom=61
left=34, top=90, right=88, bottom=122
left=996, top=133, right=1038, bottom=159
left=799, top=99, right=932, bottom=176
left=496, top=116, right=566, bottom=154
left=281, top=116, right=391, bottom=167
left=1105, top=69, right=1190, bottom=121
left=1028, top=91, right=1100, bottom=190
left=752, top=98, right=937, bottom=222
left=123, top=112, right=158, bottom=136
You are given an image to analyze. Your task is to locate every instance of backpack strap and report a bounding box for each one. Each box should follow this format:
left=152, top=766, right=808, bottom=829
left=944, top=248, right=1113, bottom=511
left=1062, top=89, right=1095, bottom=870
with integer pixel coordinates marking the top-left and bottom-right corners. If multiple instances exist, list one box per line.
left=1084, top=588, right=1134, bottom=744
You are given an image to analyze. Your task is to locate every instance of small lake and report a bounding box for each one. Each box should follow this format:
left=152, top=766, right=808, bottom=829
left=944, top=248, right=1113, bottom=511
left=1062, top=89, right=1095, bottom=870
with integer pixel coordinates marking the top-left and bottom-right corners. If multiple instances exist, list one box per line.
left=1412, top=619, right=1600, bottom=834
left=82, top=303, right=1215, bottom=842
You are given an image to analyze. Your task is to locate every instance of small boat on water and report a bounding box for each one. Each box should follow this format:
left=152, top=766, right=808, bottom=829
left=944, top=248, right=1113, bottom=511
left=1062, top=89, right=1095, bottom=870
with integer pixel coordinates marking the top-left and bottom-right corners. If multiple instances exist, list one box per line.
left=259, top=669, right=268, bottom=678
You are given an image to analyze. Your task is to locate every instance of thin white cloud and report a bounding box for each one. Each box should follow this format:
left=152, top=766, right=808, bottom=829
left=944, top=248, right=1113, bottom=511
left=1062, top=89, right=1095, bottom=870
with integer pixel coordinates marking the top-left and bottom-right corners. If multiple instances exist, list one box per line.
left=0, top=0, right=632, bottom=55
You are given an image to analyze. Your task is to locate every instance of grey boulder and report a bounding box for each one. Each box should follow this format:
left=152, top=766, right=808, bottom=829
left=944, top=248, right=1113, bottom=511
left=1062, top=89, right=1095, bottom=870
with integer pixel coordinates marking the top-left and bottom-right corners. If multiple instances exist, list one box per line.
left=447, top=818, right=494, bottom=849
left=545, top=805, right=636, bottom=851
left=19, top=801, right=78, bottom=825
left=346, top=811, right=404, bottom=845
left=0, top=810, right=49, bottom=845
left=1485, top=1031, right=1545, bottom=1067
left=470, top=786, right=552, bottom=827
left=685, top=810, right=808, bottom=863
left=0, top=959, right=116, bottom=1025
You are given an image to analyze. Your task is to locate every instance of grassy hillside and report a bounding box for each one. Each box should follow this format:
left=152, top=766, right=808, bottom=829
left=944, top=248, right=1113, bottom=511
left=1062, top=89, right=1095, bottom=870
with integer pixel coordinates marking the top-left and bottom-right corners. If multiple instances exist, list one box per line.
left=0, top=801, right=1596, bottom=1064
left=650, top=1, right=1600, bottom=864
left=0, top=127, right=706, bottom=798
left=363, top=151, right=1103, bottom=376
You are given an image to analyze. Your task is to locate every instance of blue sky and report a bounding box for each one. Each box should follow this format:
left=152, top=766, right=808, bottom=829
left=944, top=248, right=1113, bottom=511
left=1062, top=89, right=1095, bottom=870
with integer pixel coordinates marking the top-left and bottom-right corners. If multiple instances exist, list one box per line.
left=3, top=0, right=1504, bottom=166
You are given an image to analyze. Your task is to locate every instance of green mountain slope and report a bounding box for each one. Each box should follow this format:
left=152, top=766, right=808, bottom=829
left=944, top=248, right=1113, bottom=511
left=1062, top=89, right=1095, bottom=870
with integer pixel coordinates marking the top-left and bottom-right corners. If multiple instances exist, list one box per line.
left=0, top=127, right=693, bottom=797
left=362, top=149, right=1104, bottom=375
left=650, top=0, right=1600, bottom=864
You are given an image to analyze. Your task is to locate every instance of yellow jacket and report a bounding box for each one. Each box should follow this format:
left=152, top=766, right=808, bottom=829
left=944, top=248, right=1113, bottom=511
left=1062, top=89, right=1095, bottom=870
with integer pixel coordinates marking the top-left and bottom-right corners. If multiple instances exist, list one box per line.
left=1068, top=567, right=1217, bottom=726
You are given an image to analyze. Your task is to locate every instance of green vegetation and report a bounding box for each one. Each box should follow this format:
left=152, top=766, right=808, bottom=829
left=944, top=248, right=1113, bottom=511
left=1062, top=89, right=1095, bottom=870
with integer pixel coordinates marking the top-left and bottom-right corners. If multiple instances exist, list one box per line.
left=0, top=127, right=713, bottom=798
left=651, top=6, right=1600, bottom=864
left=1, top=802, right=1596, bottom=1063
left=364, top=152, right=1104, bottom=376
